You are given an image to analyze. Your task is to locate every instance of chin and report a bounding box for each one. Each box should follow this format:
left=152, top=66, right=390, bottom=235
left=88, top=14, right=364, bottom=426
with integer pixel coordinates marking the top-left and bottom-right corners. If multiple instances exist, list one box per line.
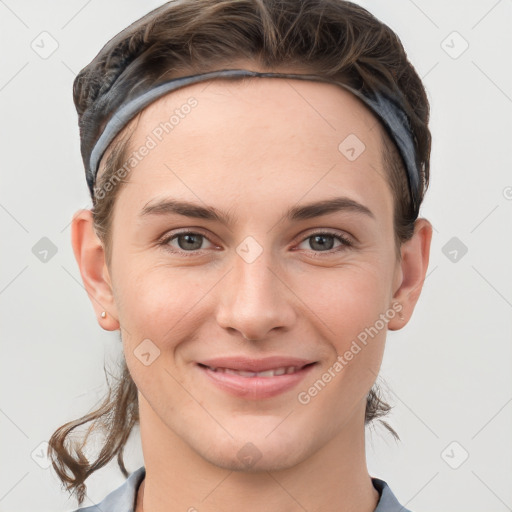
left=201, top=439, right=307, bottom=473
left=188, top=423, right=313, bottom=473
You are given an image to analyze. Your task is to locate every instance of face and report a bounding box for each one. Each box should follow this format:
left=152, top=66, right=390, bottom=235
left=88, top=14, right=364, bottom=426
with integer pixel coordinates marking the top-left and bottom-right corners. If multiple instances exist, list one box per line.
left=99, top=75, right=406, bottom=471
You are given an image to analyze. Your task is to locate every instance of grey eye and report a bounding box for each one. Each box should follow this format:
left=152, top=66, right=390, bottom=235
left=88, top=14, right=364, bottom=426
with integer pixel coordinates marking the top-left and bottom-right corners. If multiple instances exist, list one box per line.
left=307, top=234, right=336, bottom=251
left=168, top=233, right=212, bottom=251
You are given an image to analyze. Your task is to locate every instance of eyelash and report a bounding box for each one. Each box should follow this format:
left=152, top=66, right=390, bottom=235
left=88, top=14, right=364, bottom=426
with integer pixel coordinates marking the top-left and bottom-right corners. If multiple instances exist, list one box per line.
left=158, top=229, right=354, bottom=257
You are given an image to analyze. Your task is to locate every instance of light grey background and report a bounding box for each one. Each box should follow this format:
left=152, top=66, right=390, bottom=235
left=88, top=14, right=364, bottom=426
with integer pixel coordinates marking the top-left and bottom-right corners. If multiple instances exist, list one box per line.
left=0, top=1, right=511, bottom=511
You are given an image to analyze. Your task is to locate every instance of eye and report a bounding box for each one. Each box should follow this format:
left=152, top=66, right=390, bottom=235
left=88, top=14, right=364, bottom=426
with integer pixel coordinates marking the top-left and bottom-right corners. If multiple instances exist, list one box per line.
left=296, top=231, right=353, bottom=253
left=161, top=231, right=215, bottom=253
left=158, top=229, right=353, bottom=256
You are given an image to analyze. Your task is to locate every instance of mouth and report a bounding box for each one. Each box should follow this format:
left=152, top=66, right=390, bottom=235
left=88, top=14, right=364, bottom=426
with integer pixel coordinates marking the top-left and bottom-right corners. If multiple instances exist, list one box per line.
left=197, top=362, right=315, bottom=377
left=195, top=359, right=318, bottom=399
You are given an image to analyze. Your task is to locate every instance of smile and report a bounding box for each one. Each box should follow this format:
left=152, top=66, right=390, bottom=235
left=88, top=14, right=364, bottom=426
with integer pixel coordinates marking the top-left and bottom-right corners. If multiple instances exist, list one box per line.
left=196, top=361, right=317, bottom=399
left=202, top=365, right=304, bottom=377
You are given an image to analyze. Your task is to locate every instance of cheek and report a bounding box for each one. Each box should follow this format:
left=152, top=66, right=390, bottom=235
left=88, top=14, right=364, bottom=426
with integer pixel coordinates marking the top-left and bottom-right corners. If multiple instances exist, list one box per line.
left=113, top=259, right=221, bottom=348
left=296, top=259, right=394, bottom=338
left=116, top=266, right=214, bottom=407
left=292, top=261, right=393, bottom=393
left=293, top=268, right=390, bottom=418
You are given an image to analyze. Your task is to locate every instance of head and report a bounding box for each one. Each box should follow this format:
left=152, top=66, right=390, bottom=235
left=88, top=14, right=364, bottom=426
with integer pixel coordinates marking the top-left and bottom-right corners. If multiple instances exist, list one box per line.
left=49, top=0, right=432, bottom=504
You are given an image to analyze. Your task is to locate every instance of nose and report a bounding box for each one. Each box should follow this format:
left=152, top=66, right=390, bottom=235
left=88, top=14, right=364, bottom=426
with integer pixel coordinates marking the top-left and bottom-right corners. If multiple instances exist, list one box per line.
left=215, top=247, right=297, bottom=341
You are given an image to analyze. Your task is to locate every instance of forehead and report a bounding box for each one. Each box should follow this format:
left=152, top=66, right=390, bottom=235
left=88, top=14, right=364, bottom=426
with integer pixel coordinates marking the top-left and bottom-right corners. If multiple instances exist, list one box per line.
left=138, top=75, right=382, bottom=139
left=113, top=76, right=392, bottom=218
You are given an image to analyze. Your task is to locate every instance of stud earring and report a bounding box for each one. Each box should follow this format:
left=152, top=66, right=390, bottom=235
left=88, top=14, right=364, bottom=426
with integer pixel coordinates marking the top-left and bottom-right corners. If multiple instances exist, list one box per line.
left=101, top=311, right=107, bottom=319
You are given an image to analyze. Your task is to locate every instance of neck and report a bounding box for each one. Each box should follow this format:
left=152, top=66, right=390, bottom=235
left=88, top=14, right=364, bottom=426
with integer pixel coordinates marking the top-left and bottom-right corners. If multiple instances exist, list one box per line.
left=136, top=395, right=379, bottom=512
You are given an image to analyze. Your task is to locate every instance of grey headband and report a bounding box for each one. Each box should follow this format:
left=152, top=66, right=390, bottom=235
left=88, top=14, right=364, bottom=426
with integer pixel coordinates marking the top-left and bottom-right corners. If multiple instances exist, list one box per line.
left=88, top=68, right=420, bottom=210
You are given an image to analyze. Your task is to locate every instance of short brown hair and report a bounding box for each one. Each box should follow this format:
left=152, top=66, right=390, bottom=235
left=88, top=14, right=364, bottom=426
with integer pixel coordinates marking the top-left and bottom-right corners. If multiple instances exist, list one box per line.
left=49, top=0, right=431, bottom=504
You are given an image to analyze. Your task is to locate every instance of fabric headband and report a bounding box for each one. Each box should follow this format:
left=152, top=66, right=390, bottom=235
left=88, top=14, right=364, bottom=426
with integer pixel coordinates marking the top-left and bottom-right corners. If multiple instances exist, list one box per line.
left=87, top=68, right=420, bottom=210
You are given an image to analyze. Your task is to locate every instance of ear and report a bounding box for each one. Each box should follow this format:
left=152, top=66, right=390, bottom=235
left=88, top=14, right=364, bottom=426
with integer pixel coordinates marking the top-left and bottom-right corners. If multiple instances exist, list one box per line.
left=387, top=217, right=433, bottom=331
left=71, top=209, right=120, bottom=331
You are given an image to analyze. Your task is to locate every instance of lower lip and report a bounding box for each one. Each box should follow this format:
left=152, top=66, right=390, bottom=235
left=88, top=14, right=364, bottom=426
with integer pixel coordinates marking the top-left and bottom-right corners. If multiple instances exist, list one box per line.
left=197, top=363, right=317, bottom=400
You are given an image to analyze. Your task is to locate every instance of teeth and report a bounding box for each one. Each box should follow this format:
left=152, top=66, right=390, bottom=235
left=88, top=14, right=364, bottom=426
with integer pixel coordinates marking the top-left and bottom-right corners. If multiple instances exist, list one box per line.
left=225, top=368, right=257, bottom=377
left=206, top=365, right=300, bottom=377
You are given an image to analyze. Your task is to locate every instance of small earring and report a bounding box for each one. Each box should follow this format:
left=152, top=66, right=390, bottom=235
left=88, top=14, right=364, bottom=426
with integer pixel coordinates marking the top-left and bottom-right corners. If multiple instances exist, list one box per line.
left=101, top=311, right=107, bottom=319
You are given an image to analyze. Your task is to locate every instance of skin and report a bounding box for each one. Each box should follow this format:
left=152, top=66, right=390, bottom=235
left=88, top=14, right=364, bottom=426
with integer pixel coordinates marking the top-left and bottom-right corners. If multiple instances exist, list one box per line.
left=72, top=66, right=432, bottom=512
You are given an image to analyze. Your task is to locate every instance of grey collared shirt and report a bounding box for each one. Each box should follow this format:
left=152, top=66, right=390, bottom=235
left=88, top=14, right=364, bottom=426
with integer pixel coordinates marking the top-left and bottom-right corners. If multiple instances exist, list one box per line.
left=72, top=466, right=412, bottom=512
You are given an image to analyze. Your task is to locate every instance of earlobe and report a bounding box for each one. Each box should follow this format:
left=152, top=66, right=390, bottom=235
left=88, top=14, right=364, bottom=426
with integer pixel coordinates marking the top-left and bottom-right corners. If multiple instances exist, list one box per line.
left=387, top=218, right=433, bottom=331
left=71, top=209, right=120, bottom=331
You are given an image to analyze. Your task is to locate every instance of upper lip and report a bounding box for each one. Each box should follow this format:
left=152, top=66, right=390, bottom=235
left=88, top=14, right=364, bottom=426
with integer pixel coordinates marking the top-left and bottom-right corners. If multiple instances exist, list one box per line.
left=197, top=356, right=316, bottom=372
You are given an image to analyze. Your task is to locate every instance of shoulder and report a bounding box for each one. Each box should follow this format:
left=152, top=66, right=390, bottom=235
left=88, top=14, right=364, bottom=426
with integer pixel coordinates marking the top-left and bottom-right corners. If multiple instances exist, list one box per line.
left=69, top=466, right=146, bottom=512
left=372, top=477, right=413, bottom=512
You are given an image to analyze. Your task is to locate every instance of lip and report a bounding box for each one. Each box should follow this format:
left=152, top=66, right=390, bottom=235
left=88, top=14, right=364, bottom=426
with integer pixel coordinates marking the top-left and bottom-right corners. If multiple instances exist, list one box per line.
left=196, top=356, right=317, bottom=400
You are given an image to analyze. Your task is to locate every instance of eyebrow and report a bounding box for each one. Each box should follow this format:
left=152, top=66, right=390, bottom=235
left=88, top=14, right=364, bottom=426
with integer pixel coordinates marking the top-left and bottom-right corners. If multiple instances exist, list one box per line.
left=140, top=196, right=375, bottom=224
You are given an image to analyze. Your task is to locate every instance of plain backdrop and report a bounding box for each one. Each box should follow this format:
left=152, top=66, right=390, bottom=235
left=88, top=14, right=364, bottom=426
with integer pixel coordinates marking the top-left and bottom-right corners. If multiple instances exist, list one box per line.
left=0, top=1, right=511, bottom=511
